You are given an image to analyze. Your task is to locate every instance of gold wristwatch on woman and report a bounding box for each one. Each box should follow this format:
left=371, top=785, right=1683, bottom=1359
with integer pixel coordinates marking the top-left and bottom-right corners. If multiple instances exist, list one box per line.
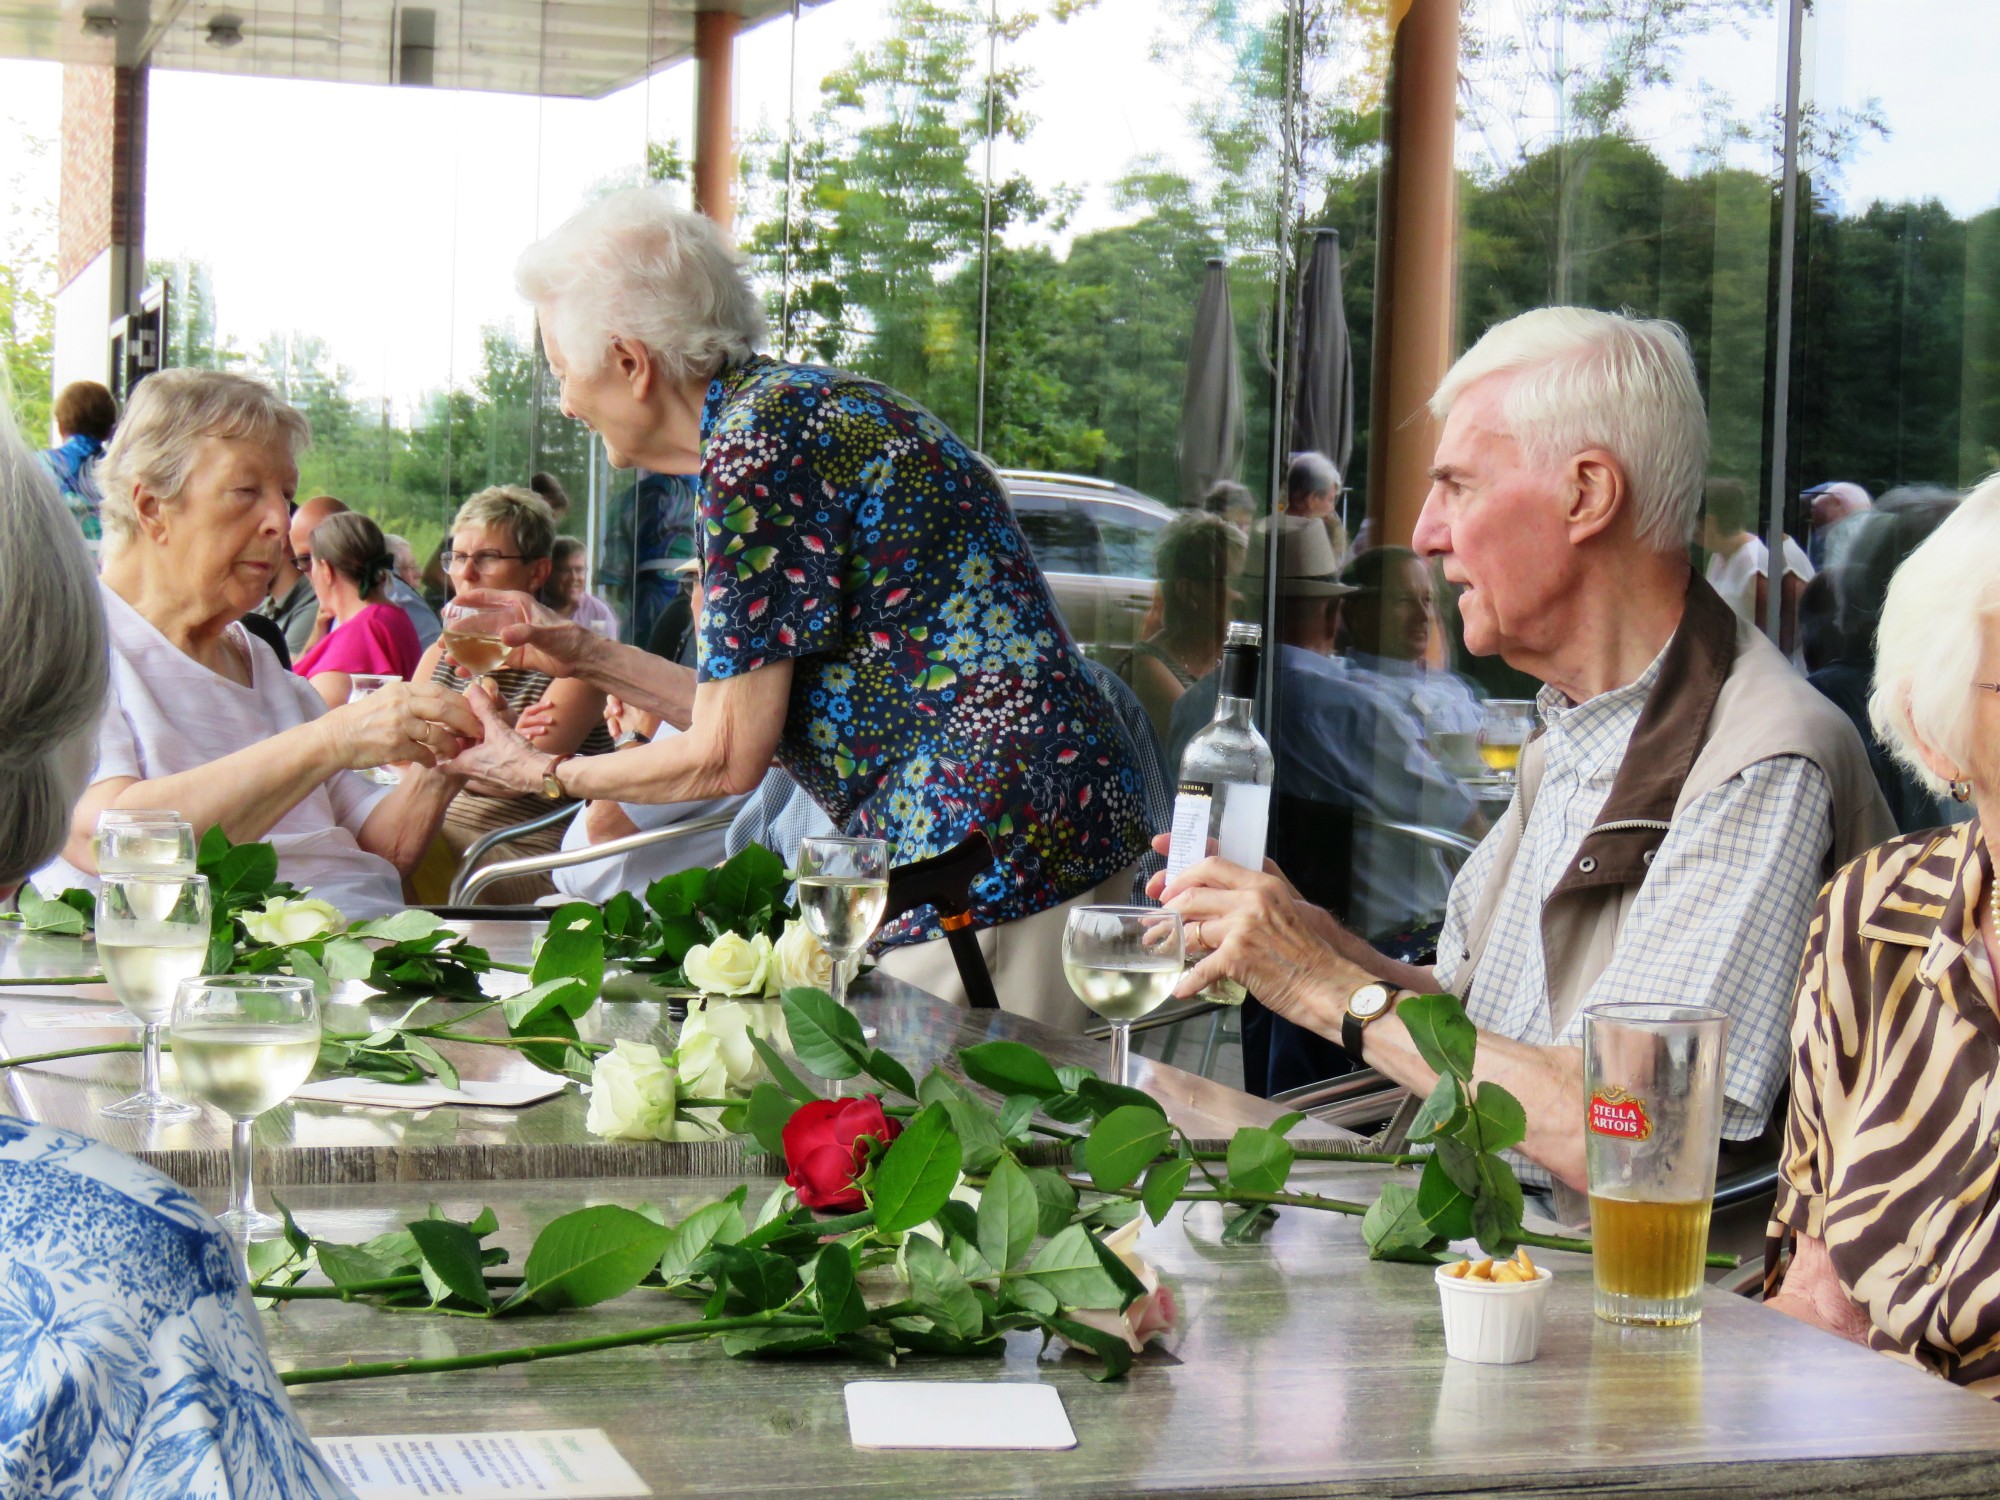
left=539, top=752, right=574, bottom=800
left=1341, top=982, right=1397, bottom=1059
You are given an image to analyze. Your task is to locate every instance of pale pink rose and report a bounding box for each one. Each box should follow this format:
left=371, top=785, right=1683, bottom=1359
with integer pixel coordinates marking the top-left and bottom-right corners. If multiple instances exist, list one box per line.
left=1062, top=1217, right=1179, bottom=1354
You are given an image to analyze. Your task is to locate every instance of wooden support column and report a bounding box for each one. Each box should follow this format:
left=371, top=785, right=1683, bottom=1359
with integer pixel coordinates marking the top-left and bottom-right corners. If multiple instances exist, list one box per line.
left=694, top=9, right=740, bottom=229
left=1366, top=0, right=1460, bottom=547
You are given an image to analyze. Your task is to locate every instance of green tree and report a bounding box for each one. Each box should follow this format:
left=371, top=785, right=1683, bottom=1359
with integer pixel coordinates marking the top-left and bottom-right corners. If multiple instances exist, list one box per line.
left=1, top=128, right=56, bottom=439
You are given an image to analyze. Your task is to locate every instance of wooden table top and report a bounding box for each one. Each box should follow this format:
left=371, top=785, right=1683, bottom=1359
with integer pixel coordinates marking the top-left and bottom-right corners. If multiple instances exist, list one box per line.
left=0, top=920, right=1342, bottom=1187
left=264, top=1163, right=2000, bottom=1500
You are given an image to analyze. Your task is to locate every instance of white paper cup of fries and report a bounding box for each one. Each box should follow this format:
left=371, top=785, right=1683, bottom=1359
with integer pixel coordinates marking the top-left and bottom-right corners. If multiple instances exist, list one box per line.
left=1435, top=1250, right=1553, bottom=1364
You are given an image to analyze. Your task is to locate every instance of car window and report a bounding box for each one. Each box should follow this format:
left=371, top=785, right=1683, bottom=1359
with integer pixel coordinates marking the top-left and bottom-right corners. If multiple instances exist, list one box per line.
left=1014, top=499, right=1104, bottom=574
left=1082, top=502, right=1167, bottom=578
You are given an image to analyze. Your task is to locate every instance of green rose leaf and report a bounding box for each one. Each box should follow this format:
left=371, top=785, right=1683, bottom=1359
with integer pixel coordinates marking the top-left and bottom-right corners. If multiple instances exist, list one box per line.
left=657, top=1191, right=749, bottom=1283
left=17, top=884, right=86, bottom=935
left=1397, top=992, right=1477, bottom=1083
left=996, top=1093, right=1038, bottom=1142
left=814, top=1242, right=870, bottom=1337
left=1026, top=1225, right=1126, bottom=1309
left=744, top=1081, right=800, bottom=1158
left=976, top=1155, right=1039, bottom=1273
left=1408, top=1072, right=1467, bottom=1143
left=781, top=988, right=869, bottom=1080
left=531, top=903, right=605, bottom=1001
left=1224, top=1125, right=1295, bottom=1198
left=1082, top=1105, right=1173, bottom=1193
left=1361, top=1180, right=1437, bottom=1262
left=957, top=1041, right=1065, bottom=1099
left=407, top=1218, right=492, bottom=1310
left=320, top=936, right=376, bottom=983
left=916, top=1072, right=1004, bottom=1174
left=512, top=1204, right=672, bottom=1312
left=1415, top=1154, right=1475, bottom=1244
left=863, top=1048, right=918, bottom=1102
left=346, top=910, right=444, bottom=942
left=1024, top=1166, right=1078, bottom=1237
left=713, top=1244, right=802, bottom=1309
left=1045, top=1316, right=1133, bottom=1381
left=396, top=1034, right=460, bottom=1092
left=1074, top=1077, right=1167, bottom=1119
left=501, top=977, right=590, bottom=1032
left=312, top=1241, right=391, bottom=1290
left=1467, top=1080, right=1529, bottom=1155
left=1221, top=1205, right=1278, bottom=1244
left=1006, top=1278, right=1060, bottom=1319
left=904, top=1235, right=983, bottom=1341
left=1269, top=1111, right=1306, bottom=1136
left=711, top=844, right=785, bottom=921
left=1139, top=1156, right=1193, bottom=1226
left=870, top=1103, right=962, bottom=1233
left=747, top=1033, right=820, bottom=1104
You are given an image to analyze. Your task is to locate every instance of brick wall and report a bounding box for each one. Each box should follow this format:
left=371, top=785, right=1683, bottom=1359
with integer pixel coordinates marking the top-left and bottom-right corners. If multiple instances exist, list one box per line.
left=58, top=64, right=147, bottom=292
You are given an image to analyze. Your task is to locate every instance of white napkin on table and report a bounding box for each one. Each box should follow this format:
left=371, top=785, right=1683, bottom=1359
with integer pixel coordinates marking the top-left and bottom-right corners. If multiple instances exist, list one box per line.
left=290, top=1076, right=567, bottom=1110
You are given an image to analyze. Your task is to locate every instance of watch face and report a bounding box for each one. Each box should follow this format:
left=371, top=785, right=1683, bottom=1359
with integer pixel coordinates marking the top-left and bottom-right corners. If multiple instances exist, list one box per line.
left=1350, top=984, right=1392, bottom=1020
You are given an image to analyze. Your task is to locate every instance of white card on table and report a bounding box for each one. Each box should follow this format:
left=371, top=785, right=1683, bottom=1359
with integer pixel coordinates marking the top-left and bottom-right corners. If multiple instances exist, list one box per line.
left=843, top=1381, right=1077, bottom=1450
left=316, top=1428, right=649, bottom=1498
left=291, top=1075, right=566, bottom=1110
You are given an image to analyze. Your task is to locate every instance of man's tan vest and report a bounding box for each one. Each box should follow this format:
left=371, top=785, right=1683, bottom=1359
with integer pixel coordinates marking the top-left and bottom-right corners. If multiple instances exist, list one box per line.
left=1447, top=572, right=1896, bottom=1039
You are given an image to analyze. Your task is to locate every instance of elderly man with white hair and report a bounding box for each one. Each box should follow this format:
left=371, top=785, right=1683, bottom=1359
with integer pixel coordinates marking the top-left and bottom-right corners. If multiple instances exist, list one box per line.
left=1763, top=474, right=2000, bottom=1395
left=0, top=410, right=354, bottom=1496
left=1159, top=307, right=1893, bottom=1210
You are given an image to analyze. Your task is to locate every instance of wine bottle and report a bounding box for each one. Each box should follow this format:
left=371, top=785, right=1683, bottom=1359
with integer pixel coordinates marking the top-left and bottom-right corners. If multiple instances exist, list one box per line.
left=1165, top=621, right=1275, bottom=880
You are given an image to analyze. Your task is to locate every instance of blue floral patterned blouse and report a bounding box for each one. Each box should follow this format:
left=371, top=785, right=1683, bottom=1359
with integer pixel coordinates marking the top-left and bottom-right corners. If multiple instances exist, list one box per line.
left=697, top=356, right=1150, bottom=945
left=0, top=1118, right=352, bottom=1499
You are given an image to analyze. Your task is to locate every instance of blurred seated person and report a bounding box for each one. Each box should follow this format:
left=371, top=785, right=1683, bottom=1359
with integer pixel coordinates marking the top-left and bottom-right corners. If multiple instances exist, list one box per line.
left=0, top=406, right=353, bottom=1496
left=291, top=494, right=440, bottom=652
left=420, top=537, right=453, bottom=610
left=1280, top=449, right=1349, bottom=561
left=530, top=470, right=572, bottom=523
left=1764, top=477, right=2000, bottom=1395
left=1158, top=309, right=1893, bottom=1209
left=1339, top=545, right=1485, bottom=748
left=550, top=695, right=747, bottom=904
left=1119, top=511, right=1241, bottom=741
left=258, top=506, right=319, bottom=656
left=386, top=530, right=423, bottom=593
left=41, top=378, right=117, bottom=550
left=1700, top=476, right=1813, bottom=656
left=418, top=485, right=610, bottom=903
left=1810, top=488, right=1965, bottom=835
left=545, top=536, right=621, bottom=638
left=1198, top=478, right=1256, bottom=535
left=1803, top=479, right=1872, bottom=571
left=293, top=510, right=422, bottom=707
left=1170, top=515, right=1476, bottom=942
left=645, top=557, right=702, bottom=666
left=34, top=370, right=479, bottom=918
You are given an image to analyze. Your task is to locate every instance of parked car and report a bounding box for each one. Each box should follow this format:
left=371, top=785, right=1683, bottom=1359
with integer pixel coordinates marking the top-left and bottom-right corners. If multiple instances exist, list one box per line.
left=995, top=469, right=1174, bottom=662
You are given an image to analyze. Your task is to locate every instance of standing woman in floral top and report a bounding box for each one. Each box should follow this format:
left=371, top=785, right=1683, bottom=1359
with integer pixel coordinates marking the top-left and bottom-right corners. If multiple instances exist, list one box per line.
left=442, top=188, right=1151, bottom=1028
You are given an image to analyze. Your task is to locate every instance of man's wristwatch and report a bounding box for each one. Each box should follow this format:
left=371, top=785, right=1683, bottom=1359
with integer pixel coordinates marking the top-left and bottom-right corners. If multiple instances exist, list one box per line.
left=1341, top=982, right=1397, bottom=1059
left=539, top=752, right=574, bottom=800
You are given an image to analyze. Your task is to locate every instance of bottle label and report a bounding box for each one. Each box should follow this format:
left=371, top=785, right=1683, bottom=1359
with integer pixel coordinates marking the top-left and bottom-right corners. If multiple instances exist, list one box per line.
left=1164, top=781, right=1213, bottom=882
left=1217, top=782, right=1271, bottom=868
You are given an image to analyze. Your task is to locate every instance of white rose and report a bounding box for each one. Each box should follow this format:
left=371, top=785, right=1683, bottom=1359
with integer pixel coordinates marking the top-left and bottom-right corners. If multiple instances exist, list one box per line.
left=765, top=920, right=834, bottom=997
left=682, top=931, right=774, bottom=996
left=240, top=896, right=346, bottom=946
left=672, top=1000, right=787, bottom=1139
left=584, top=1040, right=680, bottom=1141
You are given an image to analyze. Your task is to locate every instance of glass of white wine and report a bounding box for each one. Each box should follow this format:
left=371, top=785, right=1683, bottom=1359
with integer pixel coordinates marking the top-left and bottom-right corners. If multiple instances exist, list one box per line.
left=1477, top=699, right=1537, bottom=785
left=346, top=674, right=403, bottom=785
left=96, top=873, right=211, bottom=1121
left=171, top=974, right=322, bottom=1241
left=439, top=601, right=516, bottom=690
left=795, top=836, right=891, bottom=1012
left=1062, top=905, right=1185, bottom=1088
left=94, top=811, right=198, bottom=877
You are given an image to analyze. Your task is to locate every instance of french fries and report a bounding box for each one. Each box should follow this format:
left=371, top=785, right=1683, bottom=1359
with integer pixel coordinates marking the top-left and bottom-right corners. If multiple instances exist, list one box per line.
left=1441, top=1247, right=1539, bottom=1283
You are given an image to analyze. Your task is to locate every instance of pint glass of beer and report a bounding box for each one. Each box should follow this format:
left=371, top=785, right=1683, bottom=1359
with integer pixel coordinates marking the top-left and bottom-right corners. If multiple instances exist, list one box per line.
left=1581, top=1002, right=1727, bottom=1326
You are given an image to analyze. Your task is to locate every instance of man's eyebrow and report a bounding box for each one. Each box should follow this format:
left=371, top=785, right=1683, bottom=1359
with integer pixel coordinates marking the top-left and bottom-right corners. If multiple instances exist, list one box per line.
left=1427, top=464, right=1464, bottom=483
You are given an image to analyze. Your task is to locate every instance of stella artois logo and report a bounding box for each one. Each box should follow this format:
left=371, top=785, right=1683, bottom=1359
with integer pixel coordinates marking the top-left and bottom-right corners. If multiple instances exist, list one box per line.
left=1588, top=1085, right=1652, bottom=1141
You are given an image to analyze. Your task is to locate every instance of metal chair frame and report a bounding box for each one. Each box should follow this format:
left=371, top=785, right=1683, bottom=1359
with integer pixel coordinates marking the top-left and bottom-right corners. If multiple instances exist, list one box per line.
left=448, top=810, right=741, bottom=905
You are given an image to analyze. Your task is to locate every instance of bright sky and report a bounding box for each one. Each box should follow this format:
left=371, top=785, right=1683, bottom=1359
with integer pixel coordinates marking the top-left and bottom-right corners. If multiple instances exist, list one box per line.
left=4, top=0, right=1994, bottom=410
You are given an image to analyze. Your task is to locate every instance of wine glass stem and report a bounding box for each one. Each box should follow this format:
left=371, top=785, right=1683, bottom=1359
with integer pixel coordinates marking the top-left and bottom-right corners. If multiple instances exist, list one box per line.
left=1110, top=1022, right=1131, bottom=1088
left=829, top=951, right=852, bottom=1010
left=141, top=1023, right=163, bottom=1097
left=230, top=1118, right=258, bottom=1222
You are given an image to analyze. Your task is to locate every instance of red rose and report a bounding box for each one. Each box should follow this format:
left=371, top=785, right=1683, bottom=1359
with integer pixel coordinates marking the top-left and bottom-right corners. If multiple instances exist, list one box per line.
left=781, top=1096, right=901, bottom=1211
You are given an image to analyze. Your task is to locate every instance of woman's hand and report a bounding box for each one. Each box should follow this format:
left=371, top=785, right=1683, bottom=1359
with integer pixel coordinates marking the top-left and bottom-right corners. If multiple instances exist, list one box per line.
left=604, top=695, right=662, bottom=742
left=449, top=588, right=602, bottom=681
left=320, top=681, right=482, bottom=771
left=435, top=683, right=549, bottom=795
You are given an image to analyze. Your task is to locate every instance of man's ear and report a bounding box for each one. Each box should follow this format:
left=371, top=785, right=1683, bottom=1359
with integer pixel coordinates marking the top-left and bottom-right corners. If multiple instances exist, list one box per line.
left=1564, top=449, right=1627, bottom=546
left=609, top=337, right=655, bottom=401
left=525, top=557, right=553, bottom=595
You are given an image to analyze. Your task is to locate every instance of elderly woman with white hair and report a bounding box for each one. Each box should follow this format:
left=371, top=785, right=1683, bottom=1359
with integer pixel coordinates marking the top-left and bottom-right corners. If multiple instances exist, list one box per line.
left=1764, top=474, right=2000, bottom=1397
left=0, top=410, right=353, bottom=1495
left=438, top=188, right=1150, bottom=1026
left=34, top=368, right=480, bottom=918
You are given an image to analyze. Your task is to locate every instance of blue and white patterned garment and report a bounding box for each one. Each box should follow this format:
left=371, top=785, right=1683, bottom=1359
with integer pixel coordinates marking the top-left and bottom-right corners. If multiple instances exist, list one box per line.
left=1432, top=651, right=1833, bottom=1191
left=0, top=1117, right=353, bottom=1499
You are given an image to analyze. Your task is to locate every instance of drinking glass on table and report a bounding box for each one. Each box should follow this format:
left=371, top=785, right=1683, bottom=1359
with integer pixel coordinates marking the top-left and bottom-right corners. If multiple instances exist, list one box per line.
left=1062, top=905, right=1185, bottom=1088
left=94, top=810, right=197, bottom=876
left=795, top=836, right=890, bottom=1012
left=95, top=873, right=210, bottom=1121
left=172, top=974, right=322, bottom=1241
left=345, top=674, right=403, bottom=785
left=1581, top=1001, right=1728, bottom=1327
left=1477, top=699, right=1537, bottom=783
left=438, top=601, right=516, bottom=690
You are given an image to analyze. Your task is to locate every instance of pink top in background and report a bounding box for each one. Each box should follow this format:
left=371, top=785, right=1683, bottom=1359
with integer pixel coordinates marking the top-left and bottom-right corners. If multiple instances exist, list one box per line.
left=295, top=601, right=422, bottom=681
